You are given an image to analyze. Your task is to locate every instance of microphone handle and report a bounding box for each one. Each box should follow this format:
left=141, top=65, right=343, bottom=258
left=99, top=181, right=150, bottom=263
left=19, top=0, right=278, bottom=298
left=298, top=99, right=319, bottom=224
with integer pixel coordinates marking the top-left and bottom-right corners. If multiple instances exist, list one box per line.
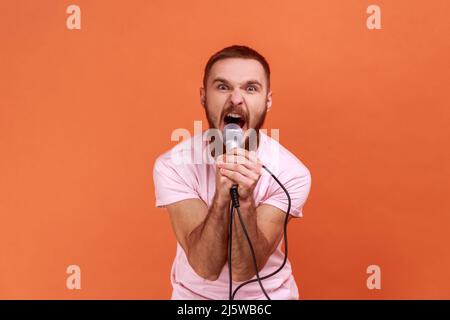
left=230, top=184, right=240, bottom=208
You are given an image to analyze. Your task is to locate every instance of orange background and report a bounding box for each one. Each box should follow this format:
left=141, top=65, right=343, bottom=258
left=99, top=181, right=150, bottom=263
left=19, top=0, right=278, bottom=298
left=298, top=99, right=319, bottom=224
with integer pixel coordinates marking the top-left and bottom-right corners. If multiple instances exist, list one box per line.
left=1, top=0, right=449, bottom=299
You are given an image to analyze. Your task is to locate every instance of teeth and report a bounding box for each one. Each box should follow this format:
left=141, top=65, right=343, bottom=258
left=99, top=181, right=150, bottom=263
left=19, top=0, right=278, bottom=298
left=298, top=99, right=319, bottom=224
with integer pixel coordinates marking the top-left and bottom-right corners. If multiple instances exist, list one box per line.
left=227, top=113, right=241, bottom=118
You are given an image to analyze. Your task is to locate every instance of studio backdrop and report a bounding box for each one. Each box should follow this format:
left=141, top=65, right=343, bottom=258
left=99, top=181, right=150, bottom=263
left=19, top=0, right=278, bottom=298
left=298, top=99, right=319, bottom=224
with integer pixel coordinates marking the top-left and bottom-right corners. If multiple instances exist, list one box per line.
left=0, top=0, right=449, bottom=299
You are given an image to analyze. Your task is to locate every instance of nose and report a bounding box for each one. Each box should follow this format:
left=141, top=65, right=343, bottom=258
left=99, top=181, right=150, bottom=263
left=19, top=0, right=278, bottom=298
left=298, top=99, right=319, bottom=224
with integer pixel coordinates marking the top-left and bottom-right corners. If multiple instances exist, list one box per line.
left=230, top=88, right=244, bottom=106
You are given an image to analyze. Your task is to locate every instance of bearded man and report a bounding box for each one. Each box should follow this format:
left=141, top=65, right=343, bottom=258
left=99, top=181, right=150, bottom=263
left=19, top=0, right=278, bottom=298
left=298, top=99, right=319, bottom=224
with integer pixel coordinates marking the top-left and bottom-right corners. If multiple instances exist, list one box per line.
left=153, top=45, right=311, bottom=300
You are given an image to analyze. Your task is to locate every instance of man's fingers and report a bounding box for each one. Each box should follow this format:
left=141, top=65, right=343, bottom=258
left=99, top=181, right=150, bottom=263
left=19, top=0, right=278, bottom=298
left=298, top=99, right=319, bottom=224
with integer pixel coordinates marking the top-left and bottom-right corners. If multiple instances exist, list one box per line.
left=223, top=154, right=247, bottom=164
left=229, top=148, right=260, bottom=163
left=219, top=168, right=254, bottom=188
left=217, top=162, right=260, bottom=181
left=216, top=149, right=263, bottom=175
left=218, top=155, right=262, bottom=174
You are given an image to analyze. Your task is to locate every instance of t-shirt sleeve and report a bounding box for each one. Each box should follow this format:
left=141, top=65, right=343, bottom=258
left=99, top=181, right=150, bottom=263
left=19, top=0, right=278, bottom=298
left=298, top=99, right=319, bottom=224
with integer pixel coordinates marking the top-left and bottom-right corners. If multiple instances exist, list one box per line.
left=261, top=162, right=312, bottom=218
left=153, top=155, right=200, bottom=208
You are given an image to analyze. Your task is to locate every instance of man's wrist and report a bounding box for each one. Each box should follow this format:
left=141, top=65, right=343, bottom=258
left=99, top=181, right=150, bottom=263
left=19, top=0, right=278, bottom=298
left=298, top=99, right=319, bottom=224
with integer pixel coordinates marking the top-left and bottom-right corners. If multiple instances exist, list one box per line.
left=214, top=192, right=231, bottom=208
left=237, top=195, right=256, bottom=211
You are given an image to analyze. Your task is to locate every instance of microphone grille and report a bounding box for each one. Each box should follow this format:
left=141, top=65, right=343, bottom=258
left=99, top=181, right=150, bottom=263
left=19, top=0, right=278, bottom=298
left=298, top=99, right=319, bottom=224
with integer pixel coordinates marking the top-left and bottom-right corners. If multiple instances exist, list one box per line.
left=223, top=123, right=243, bottom=152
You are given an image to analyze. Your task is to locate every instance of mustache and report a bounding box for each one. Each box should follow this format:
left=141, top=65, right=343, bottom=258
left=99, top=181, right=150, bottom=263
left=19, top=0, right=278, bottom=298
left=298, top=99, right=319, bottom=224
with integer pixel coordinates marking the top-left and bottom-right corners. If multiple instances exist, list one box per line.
left=220, top=107, right=248, bottom=120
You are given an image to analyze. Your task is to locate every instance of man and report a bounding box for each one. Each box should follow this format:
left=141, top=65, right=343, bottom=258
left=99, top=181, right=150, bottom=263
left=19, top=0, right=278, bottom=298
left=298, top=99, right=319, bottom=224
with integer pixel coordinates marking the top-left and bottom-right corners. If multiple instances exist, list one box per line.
left=153, top=45, right=311, bottom=300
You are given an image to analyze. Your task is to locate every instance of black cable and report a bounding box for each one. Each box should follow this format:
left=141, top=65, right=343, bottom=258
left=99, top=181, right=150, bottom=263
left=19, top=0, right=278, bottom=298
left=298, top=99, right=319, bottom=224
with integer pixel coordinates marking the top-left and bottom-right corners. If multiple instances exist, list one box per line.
left=229, top=185, right=270, bottom=299
left=228, top=200, right=234, bottom=300
left=234, top=205, right=271, bottom=300
left=231, top=164, right=291, bottom=300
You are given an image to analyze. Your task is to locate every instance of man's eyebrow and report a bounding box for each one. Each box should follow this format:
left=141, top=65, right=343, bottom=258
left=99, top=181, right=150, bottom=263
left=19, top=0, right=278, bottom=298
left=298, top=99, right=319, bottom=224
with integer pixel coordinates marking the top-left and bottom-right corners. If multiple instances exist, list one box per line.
left=245, top=80, right=263, bottom=87
left=212, top=78, right=263, bottom=87
left=212, top=77, right=230, bottom=85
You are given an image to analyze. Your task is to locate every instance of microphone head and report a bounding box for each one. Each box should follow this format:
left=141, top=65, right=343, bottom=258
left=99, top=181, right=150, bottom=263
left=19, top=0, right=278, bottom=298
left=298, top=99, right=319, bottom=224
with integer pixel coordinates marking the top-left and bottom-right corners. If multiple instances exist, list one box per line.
left=223, top=123, right=243, bottom=153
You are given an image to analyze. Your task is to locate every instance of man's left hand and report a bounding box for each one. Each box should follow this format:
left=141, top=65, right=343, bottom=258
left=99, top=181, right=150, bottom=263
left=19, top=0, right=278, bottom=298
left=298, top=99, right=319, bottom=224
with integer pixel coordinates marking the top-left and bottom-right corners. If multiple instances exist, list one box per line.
left=216, top=148, right=263, bottom=201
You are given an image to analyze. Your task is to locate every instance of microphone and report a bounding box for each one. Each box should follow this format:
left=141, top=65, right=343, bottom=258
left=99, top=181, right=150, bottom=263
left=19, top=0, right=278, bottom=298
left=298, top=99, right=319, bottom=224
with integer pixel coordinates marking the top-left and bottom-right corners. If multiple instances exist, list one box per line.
left=223, top=123, right=244, bottom=153
left=223, top=123, right=278, bottom=300
left=223, top=123, right=244, bottom=208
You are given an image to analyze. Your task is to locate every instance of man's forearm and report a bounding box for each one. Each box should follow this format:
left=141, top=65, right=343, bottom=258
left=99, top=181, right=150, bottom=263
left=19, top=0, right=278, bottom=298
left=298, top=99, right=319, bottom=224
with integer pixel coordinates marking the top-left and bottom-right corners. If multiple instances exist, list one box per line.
left=186, top=194, right=230, bottom=281
left=231, top=198, right=271, bottom=282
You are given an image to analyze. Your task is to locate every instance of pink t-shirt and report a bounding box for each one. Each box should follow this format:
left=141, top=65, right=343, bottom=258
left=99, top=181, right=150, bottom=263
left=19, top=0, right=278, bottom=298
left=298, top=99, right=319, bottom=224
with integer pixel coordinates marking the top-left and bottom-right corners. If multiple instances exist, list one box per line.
left=153, top=130, right=312, bottom=300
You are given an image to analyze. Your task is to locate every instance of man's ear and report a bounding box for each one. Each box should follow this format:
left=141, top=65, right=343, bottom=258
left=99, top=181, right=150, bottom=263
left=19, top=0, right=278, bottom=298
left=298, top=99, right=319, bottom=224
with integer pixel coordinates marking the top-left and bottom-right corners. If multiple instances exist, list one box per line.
left=266, top=90, right=273, bottom=112
left=200, top=87, right=206, bottom=108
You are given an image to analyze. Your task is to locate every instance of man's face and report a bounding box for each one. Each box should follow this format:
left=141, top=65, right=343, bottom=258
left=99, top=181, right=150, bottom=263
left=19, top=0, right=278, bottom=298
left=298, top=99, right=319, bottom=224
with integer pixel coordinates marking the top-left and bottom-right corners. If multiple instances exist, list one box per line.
left=200, top=58, right=272, bottom=133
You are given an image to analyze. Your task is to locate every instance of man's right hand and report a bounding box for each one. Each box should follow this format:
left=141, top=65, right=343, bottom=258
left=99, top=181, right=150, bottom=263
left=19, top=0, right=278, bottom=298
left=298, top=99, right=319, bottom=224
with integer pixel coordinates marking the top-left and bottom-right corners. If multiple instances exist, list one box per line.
left=214, top=153, right=236, bottom=204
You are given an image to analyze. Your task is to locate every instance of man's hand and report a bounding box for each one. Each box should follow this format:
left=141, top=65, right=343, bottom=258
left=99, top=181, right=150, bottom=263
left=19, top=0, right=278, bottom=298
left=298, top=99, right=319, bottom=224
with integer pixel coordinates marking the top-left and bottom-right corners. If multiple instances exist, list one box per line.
left=216, top=148, right=263, bottom=201
left=214, top=152, right=236, bottom=203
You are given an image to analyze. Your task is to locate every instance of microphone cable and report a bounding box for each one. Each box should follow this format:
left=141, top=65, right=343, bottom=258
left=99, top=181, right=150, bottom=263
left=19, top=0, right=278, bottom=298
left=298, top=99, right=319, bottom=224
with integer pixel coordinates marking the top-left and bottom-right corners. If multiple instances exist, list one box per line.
left=228, top=199, right=234, bottom=300
left=227, top=164, right=291, bottom=300
left=229, top=185, right=270, bottom=300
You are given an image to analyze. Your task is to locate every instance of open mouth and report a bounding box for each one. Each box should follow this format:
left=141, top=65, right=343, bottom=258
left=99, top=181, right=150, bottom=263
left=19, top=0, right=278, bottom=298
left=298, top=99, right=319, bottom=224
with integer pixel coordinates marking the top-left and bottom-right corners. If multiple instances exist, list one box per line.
left=223, top=113, right=246, bottom=129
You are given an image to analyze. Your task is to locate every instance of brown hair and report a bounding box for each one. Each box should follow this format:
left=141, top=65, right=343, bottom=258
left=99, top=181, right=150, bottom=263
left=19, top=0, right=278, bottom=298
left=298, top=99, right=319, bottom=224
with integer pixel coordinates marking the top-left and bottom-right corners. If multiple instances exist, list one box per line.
left=203, top=45, right=271, bottom=90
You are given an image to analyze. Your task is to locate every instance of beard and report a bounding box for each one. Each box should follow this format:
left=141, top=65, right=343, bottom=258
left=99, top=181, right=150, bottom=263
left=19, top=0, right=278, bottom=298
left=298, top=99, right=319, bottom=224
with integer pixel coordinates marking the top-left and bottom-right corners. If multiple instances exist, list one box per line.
left=204, top=97, right=268, bottom=154
left=204, top=96, right=268, bottom=131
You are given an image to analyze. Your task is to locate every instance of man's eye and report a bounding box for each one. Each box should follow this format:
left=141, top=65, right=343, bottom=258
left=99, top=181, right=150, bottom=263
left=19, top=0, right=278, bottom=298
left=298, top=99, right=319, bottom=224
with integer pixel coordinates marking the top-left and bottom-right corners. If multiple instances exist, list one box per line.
left=218, top=84, right=228, bottom=90
left=247, top=86, right=257, bottom=92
